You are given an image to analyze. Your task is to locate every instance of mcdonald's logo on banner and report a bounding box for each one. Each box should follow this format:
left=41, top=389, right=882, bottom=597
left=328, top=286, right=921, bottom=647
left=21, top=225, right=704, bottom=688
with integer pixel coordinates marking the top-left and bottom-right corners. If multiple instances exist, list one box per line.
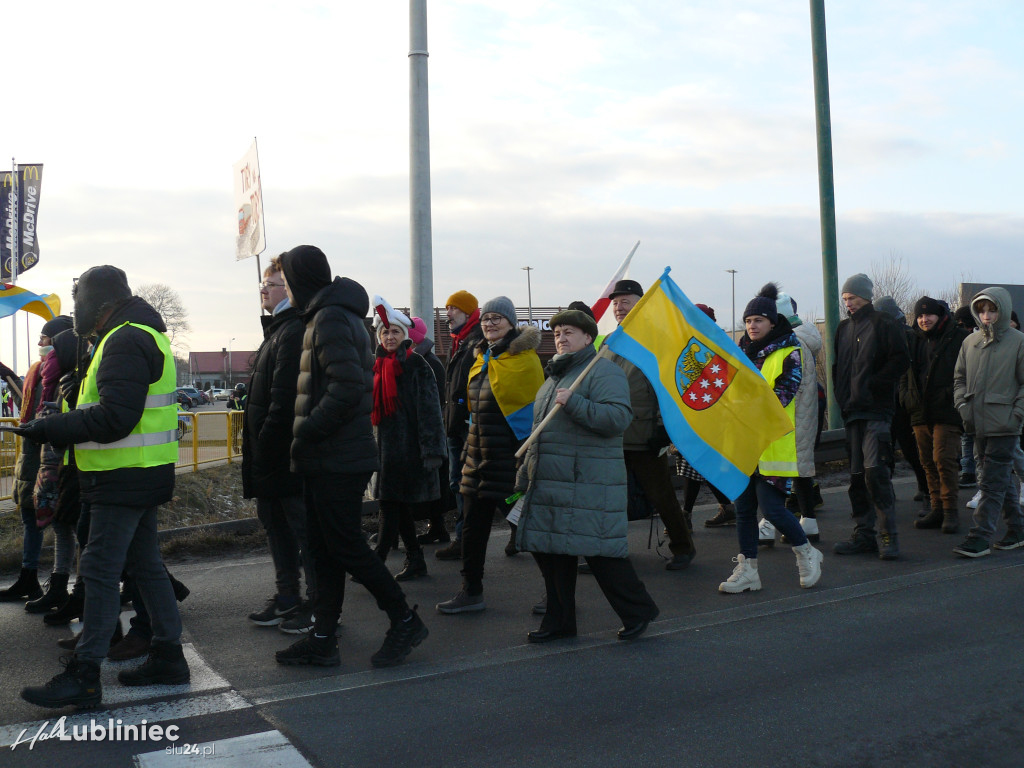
left=0, top=164, right=44, bottom=280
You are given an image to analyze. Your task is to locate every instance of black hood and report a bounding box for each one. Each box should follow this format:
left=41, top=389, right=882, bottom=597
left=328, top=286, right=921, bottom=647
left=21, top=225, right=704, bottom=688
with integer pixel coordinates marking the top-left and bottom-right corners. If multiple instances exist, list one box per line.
left=72, top=265, right=133, bottom=336
left=302, top=276, right=370, bottom=320
left=51, top=329, right=79, bottom=375
left=280, top=245, right=333, bottom=311
left=97, top=296, right=168, bottom=338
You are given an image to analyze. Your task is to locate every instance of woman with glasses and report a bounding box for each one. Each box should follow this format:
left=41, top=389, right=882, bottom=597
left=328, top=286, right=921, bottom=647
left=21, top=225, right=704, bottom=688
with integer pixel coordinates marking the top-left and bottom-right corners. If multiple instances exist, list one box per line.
left=437, top=296, right=543, bottom=614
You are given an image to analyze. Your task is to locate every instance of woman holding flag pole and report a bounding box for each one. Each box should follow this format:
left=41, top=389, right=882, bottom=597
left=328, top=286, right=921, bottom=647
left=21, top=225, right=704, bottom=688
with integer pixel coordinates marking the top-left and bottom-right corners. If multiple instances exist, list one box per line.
left=718, top=284, right=824, bottom=594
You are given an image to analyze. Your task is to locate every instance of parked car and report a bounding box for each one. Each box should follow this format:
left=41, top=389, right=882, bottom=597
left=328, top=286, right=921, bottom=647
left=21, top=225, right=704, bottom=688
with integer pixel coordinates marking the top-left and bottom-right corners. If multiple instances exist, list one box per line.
left=210, top=388, right=232, bottom=401
left=176, top=387, right=202, bottom=407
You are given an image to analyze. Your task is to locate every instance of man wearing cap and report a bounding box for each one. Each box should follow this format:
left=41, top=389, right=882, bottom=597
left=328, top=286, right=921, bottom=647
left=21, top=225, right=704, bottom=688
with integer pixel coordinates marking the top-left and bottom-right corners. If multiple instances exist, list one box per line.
left=21, top=267, right=188, bottom=709
left=434, top=290, right=483, bottom=559
left=605, top=279, right=698, bottom=570
left=832, top=273, right=910, bottom=560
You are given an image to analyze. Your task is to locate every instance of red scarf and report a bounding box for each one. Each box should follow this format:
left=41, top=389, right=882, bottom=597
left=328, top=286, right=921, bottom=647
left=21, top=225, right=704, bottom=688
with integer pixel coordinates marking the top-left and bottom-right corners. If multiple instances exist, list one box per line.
left=450, top=308, right=481, bottom=355
left=372, top=350, right=403, bottom=425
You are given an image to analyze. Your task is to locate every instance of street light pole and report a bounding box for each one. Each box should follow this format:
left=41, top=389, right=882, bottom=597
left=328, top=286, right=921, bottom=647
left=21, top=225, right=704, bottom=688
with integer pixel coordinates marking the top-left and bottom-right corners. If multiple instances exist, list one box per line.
left=228, top=337, right=236, bottom=386
left=522, top=266, right=533, bottom=324
left=725, top=269, right=737, bottom=340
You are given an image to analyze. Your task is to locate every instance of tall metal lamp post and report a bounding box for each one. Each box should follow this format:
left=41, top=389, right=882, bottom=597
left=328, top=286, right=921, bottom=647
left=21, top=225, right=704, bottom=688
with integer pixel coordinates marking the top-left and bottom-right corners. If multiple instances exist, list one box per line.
left=725, top=269, right=737, bottom=340
left=228, top=337, right=236, bottom=386
left=522, top=266, right=533, bottom=324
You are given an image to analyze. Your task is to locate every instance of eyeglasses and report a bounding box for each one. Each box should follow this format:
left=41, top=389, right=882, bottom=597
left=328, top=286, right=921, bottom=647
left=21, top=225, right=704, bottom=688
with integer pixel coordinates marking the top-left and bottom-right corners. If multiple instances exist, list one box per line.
left=259, top=281, right=285, bottom=291
left=480, top=315, right=508, bottom=326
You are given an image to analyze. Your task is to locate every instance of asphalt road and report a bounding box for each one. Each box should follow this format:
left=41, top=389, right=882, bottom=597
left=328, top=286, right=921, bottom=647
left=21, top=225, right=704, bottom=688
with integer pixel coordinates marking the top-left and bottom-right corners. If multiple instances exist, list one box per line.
left=1, top=476, right=1022, bottom=767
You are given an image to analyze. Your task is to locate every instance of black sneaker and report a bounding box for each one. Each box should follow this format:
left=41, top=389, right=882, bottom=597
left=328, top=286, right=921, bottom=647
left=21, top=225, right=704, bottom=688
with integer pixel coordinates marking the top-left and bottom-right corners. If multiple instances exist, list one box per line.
left=959, top=472, right=977, bottom=488
left=248, top=595, right=300, bottom=626
left=371, top=607, right=428, bottom=668
left=833, top=534, right=879, bottom=555
left=117, top=644, right=190, bottom=686
left=953, top=536, right=991, bottom=558
left=993, top=530, right=1024, bottom=551
left=21, top=656, right=102, bottom=709
left=278, top=601, right=314, bottom=634
left=276, top=634, right=340, bottom=666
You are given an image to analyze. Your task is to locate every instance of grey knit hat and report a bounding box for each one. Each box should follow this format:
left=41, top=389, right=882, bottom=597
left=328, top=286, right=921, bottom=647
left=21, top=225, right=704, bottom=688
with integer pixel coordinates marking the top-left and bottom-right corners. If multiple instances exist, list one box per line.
left=841, top=273, right=873, bottom=301
left=481, top=296, right=517, bottom=327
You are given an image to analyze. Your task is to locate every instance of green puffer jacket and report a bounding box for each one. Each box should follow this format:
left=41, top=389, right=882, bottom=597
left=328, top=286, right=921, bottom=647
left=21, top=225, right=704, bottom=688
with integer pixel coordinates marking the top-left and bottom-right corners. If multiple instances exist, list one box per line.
left=515, top=346, right=633, bottom=558
left=954, top=286, right=1024, bottom=438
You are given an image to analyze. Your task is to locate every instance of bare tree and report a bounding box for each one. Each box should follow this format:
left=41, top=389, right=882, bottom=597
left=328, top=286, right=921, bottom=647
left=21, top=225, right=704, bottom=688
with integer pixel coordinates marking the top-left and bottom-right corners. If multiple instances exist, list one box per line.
left=870, top=252, right=919, bottom=319
left=135, top=283, right=191, bottom=350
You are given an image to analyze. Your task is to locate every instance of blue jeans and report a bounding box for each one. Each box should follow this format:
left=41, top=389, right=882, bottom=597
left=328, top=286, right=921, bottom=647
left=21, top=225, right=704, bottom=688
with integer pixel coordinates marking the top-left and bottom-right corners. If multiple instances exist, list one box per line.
left=19, top=505, right=43, bottom=571
left=971, top=435, right=1024, bottom=541
left=448, top=435, right=466, bottom=538
left=961, top=432, right=976, bottom=474
left=734, top=476, right=807, bottom=559
left=76, top=504, right=182, bottom=663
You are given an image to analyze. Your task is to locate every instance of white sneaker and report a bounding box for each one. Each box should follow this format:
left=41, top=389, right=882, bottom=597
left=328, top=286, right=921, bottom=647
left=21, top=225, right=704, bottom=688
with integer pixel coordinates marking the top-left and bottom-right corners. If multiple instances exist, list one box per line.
left=793, top=542, right=823, bottom=588
left=799, top=516, right=820, bottom=542
left=966, top=490, right=982, bottom=509
left=718, top=554, right=761, bottom=593
left=758, top=518, right=777, bottom=546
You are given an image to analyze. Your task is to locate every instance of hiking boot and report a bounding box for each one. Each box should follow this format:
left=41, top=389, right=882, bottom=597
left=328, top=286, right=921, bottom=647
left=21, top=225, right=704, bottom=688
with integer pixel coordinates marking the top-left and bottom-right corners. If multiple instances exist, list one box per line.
left=371, top=606, right=429, bottom=668
left=941, top=510, right=960, bottom=535
left=58, top=619, right=124, bottom=651
left=248, top=595, right=301, bottom=626
left=275, top=634, right=340, bottom=666
left=915, top=508, right=944, bottom=530
left=44, top=580, right=85, bottom=625
left=833, top=533, right=879, bottom=555
left=108, top=632, right=151, bottom=661
left=117, top=643, right=190, bottom=686
left=417, top=525, right=450, bottom=545
left=793, top=542, right=824, bottom=587
left=278, top=601, right=314, bottom=635
left=0, top=567, right=42, bottom=602
left=435, top=539, right=463, bottom=560
left=959, top=472, right=977, bottom=488
left=436, top=589, right=485, bottom=614
left=21, top=655, right=102, bottom=709
left=25, top=572, right=70, bottom=613
left=953, top=535, right=990, bottom=558
left=878, top=533, right=900, bottom=560
left=993, top=529, right=1024, bottom=551
left=966, top=490, right=982, bottom=509
left=395, top=550, right=428, bottom=582
left=718, top=554, right=761, bottom=594
left=758, top=518, right=777, bottom=547
left=705, top=504, right=736, bottom=527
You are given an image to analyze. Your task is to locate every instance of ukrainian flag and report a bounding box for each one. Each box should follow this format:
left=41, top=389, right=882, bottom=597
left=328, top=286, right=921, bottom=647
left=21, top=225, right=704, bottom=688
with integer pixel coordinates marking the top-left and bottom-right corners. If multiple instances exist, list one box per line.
left=468, top=346, right=544, bottom=440
left=0, top=284, right=60, bottom=320
left=605, top=267, right=792, bottom=500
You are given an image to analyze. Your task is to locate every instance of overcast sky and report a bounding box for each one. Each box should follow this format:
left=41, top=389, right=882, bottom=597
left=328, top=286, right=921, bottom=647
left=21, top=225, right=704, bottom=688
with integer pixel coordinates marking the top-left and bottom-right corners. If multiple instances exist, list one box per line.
left=3, top=0, right=1021, bottom=370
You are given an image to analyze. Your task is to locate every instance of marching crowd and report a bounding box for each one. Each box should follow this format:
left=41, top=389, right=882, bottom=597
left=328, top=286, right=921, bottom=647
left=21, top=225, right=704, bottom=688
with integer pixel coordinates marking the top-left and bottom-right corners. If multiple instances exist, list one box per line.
left=3, top=246, right=1023, bottom=711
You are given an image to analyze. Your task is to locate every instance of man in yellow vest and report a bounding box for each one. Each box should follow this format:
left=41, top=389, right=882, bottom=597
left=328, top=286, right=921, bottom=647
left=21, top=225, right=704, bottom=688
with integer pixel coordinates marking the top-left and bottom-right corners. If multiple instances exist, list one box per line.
left=20, top=265, right=188, bottom=709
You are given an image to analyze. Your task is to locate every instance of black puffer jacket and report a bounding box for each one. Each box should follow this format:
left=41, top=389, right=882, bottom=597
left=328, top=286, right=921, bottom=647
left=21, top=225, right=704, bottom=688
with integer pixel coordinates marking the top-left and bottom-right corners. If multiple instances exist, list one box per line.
left=901, top=313, right=970, bottom=427
left=374, top=340, right=446, bottom=502
left=832, top=303, right=910, bottom=422
left=291, top=277, right=378, bottom=476
left=242, top=307, right=304, bottom=499
left=460, top=325, right=542, bottom=500
left=12, top=362, right=43, bottom=514
left=443, top=322, right=484, bottom=439
left=44, top=297, right=175, bottom=508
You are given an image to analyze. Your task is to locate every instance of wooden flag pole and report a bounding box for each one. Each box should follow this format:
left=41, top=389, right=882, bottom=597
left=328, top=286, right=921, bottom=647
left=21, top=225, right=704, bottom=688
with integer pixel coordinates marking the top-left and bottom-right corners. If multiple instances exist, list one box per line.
left=515, top=347, right=613, bottom=459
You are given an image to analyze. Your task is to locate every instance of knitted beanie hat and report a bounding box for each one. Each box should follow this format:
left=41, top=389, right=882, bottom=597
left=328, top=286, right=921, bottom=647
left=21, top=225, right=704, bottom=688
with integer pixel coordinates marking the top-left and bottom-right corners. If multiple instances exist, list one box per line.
left=445, top=290, right=478, bottom=316
left=841, top=273, right=873, bottom=301
left=480, top=296, right=517, bottom=327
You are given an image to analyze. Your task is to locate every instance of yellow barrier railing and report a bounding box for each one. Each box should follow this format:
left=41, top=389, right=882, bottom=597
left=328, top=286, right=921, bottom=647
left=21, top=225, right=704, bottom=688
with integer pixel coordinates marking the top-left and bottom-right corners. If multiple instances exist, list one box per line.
left=0, top=410, right=247, bottom=502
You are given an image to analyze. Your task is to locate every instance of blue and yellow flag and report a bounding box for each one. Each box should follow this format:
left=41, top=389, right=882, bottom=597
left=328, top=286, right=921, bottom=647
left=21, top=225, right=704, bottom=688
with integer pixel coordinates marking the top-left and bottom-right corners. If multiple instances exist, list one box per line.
left=0, top=284, right=60, bottom=320
left=468, top=346, right=544, bottom=440
left=605, top=267, right=792, bottom=499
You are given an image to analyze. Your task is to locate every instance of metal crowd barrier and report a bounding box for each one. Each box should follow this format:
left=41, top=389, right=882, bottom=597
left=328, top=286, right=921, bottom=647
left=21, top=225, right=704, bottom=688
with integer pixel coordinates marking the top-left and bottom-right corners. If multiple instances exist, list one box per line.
left=0, top=411, right=246, bottom=502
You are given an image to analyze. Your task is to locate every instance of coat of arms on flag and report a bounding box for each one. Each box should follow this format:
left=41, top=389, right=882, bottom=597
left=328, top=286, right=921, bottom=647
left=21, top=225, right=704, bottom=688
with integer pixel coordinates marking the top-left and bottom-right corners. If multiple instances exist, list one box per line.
left=676, top=339, right=736, bottom=411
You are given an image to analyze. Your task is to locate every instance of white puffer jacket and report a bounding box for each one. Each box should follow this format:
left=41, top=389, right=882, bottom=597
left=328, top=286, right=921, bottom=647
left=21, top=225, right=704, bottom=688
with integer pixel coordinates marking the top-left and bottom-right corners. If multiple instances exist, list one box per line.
left=793, top=322, right=822, bottom=476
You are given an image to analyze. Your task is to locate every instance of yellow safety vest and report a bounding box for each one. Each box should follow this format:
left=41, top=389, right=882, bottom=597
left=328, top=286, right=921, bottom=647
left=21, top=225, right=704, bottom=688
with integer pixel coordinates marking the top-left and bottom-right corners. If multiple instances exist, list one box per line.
left=756, top=344, right=799, bottom=477
left=75, top=322, right=178, bottom=471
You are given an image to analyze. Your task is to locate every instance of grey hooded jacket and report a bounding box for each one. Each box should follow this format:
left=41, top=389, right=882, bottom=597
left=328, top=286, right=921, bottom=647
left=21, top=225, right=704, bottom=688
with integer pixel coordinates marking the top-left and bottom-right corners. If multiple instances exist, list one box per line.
left=953, top=286, right=1024, bottom=438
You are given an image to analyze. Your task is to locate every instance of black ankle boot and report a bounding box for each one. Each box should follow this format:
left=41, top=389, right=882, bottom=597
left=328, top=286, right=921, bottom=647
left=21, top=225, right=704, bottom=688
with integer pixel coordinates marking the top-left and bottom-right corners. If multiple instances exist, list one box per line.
left=21, top=655, right=102, bottom=709
left=57, top=620, right=123, bottom=651
left=117, top=643, right=190, bottom=687
left=0, top=568, right=43, bottom=602
left=44, top=580, right=84, bottom=625
left=26, top=572, right=70, bottom=614
left=395, top=550, right=428, bottom=581
left=167, top=571, right=190, bottom=602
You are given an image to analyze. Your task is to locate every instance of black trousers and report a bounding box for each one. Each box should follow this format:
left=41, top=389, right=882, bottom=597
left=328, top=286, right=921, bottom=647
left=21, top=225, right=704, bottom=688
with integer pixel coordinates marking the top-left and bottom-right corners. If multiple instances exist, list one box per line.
left=460, top=493, right=506, bottom=594
left=626, top=450, right=696, bottom=557
left=532, top=552, right=659, bottom=634
left=376, top=500, right=422, bottom=559
left=304, top=472, right=408, bottom=634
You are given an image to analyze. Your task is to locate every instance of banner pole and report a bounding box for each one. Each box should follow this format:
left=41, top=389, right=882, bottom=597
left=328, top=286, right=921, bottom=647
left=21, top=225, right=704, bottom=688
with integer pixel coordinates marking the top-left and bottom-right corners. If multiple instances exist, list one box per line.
left=10, top=158, right=18, bottom=374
